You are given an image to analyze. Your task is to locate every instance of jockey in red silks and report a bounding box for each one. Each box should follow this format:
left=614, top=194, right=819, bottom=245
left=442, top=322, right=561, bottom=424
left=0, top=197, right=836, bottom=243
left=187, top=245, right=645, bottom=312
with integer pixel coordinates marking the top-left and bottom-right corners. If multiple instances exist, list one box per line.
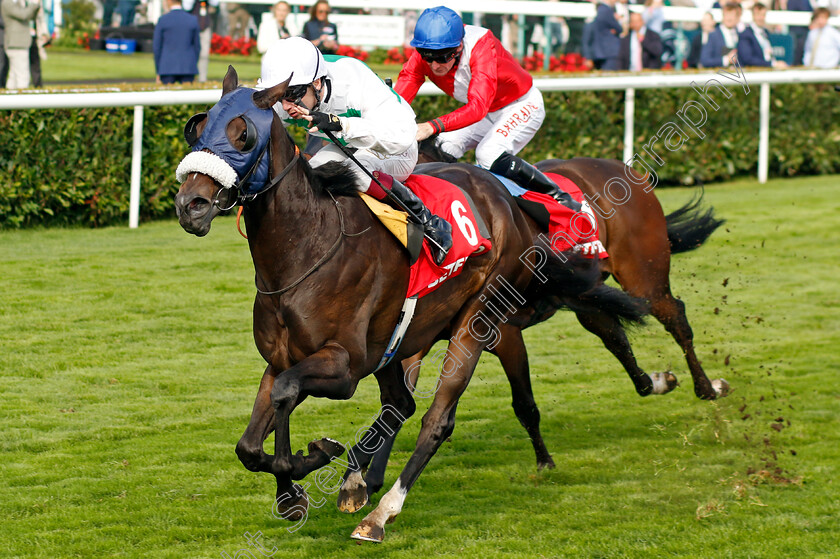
left=395, top=6, right=580, bottom=211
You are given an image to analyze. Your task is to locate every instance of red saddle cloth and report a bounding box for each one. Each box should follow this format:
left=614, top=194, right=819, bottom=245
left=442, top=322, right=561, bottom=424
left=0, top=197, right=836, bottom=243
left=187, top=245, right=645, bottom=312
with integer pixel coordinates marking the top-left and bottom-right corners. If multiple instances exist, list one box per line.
left=404, top=174, right=492, bottom=299
left=520, top=172, right=607, bottom=259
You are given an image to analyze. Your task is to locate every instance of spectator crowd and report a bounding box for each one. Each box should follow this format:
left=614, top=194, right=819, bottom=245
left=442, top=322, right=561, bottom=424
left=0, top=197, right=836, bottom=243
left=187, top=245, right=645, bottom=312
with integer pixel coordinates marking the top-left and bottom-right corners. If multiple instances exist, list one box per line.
left=3, top=0, right=840, bottom=89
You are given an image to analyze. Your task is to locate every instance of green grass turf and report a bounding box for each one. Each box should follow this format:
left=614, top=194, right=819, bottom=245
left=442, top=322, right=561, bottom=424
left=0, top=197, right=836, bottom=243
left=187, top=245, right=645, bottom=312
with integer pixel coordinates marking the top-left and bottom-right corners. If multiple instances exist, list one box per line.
left=1, top=175, right=838, bottom=558
left=38, top=49, right=398, bottom=85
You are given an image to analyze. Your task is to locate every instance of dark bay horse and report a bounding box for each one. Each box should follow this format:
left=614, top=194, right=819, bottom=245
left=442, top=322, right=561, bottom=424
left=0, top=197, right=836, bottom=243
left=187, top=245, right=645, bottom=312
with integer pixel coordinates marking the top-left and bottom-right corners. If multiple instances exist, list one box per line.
left=173, top=67, right=641, bottom=542
left=418, top=143, right=728, bottom=402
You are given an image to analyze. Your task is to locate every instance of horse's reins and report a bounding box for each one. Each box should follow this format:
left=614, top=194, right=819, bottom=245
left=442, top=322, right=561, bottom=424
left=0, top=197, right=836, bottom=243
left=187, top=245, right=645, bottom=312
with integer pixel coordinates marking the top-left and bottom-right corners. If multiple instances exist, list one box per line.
left=226, top=141, right=302, bottom=239
left=230, top=132, right=369, bottom=297
left=254, top=190, right=368, bottom=296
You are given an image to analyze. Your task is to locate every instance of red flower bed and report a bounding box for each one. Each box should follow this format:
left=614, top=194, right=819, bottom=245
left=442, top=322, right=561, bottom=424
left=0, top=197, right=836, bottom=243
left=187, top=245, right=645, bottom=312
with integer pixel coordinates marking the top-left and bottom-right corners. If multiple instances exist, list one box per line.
left=383, top=46, right=415, bottom=65
left=335, top=44, right=369, bottom=62
left=211, top=34, right=257, bottom=56
left=520, top=52, right=590, bottom=73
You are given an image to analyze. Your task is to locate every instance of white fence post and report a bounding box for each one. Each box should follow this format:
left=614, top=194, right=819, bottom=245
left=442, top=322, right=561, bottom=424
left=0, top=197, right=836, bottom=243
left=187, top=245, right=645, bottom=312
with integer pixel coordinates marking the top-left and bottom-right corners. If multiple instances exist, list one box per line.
left=758, top=82, right=770, bottom=184
left=129, top=105, right=144, bottom=229
left=623, top=87, right=635, bottom=165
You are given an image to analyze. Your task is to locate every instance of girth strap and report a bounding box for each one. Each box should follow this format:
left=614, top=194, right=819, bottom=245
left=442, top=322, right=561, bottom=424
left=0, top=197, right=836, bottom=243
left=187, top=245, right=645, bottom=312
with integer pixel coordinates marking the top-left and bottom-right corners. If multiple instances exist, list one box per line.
left=374, top=296, right=418, bottom=372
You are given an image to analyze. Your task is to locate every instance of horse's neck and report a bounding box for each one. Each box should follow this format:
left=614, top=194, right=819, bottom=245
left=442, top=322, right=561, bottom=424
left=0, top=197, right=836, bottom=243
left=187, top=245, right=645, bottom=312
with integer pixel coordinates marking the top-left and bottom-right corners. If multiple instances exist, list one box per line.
left=244, top=154, right=339, bottom=291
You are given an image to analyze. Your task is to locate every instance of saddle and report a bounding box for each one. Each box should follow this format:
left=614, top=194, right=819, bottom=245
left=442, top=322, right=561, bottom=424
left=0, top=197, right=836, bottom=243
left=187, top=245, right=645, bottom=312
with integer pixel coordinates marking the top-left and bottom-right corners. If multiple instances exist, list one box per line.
left=359, top=173, right=492, bottom=299
left=490, top=171, right=607, bottom=258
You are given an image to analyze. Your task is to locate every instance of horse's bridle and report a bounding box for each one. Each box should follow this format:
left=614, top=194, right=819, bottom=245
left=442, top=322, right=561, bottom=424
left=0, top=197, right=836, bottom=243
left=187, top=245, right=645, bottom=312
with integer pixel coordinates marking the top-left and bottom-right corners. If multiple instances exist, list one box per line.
left=213, top=138, right=302, bottom=211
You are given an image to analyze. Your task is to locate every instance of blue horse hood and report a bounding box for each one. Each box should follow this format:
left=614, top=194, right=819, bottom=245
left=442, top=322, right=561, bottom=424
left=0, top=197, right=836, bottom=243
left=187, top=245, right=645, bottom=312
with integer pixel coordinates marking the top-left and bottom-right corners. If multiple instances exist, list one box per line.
left=191, top=88, right=276, bottom=195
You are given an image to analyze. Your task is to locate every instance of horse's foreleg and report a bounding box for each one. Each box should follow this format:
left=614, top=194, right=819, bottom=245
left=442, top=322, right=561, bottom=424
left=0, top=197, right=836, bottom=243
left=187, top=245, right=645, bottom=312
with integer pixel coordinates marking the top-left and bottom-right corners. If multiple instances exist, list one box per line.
left=336, top=362, right=417, bottom=513
left=270, top=341, right=354, bottom=520
left=575, top=309, right=678, bottom=397
left=492, top=323, right=555, bottom=469
left=351, top=328, right=484, bottom=543
left=235, top=366, right=278, bottom=473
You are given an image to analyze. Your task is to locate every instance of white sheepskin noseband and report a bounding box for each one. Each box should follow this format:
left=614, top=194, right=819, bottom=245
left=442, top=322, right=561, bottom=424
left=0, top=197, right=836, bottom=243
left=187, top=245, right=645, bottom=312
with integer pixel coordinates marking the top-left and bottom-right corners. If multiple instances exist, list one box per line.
left=176, top=151, right=238, bottom=189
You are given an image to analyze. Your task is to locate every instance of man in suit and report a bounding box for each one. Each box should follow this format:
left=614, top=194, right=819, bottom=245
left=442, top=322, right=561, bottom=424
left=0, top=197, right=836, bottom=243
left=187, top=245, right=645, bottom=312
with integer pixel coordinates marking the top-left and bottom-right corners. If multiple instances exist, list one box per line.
left=688, top=11, right=716, bottom=67
left=153, top=0, right=200, bottom=84
left=581, top=19, right=596, bottom=69
left=803, top=7, right=840, bottom=68
left=618, top=11, right=663, bottom=70
left=700, top=2, right=743, bottom=68
left=592, top=0, right=623, bottom=70
left=738, top=2, right=787, bottom=67
left=787, top=0, right=812, bottom=66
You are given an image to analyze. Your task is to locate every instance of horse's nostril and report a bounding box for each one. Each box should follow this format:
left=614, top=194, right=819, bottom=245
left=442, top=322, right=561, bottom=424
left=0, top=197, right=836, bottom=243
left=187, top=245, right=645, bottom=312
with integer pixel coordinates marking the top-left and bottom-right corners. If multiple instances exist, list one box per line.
left=188, top=197, right=210, bottom=214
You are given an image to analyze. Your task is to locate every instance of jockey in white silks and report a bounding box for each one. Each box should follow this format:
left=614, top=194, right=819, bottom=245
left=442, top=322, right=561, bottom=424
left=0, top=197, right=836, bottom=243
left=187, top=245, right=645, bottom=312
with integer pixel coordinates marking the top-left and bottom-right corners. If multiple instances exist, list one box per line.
left=258, top=37, right=452, bottom=265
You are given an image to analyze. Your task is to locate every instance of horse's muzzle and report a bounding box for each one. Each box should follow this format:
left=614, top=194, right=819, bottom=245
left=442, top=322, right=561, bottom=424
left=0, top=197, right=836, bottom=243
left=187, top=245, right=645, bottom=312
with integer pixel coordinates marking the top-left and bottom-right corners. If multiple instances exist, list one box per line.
left=174, top=191, right=215, bottom=236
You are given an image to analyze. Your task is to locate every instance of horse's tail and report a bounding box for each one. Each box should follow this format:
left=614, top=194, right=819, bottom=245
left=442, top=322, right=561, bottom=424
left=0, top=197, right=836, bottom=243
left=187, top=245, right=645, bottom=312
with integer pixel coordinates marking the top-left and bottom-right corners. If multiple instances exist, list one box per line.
left=665, top=188, right=726, bottom=254
left=564, top=285, right=649, bottom=327
left=534, top=251, right=649, bottom=327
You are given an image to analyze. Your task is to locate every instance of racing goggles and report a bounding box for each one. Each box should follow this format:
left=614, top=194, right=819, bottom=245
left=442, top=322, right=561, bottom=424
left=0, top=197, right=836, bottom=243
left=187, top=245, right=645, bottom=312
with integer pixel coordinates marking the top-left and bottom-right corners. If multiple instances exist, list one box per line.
left=418, top=47, right=460, bottom=64
left=282, top=83, right=311, bottom=105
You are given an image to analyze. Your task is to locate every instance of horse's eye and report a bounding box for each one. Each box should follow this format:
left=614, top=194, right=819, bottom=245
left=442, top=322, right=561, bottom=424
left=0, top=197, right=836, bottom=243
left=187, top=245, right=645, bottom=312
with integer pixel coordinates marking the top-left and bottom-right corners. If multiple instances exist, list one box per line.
left=184, top=113, right=207, bottom=147
left=240, top=116, right=258, bottom=152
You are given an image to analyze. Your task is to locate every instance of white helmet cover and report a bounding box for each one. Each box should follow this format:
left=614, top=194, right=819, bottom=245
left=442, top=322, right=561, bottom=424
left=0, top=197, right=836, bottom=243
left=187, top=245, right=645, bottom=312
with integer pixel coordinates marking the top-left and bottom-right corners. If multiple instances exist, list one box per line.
left=260, top=37, right=328, bottom=88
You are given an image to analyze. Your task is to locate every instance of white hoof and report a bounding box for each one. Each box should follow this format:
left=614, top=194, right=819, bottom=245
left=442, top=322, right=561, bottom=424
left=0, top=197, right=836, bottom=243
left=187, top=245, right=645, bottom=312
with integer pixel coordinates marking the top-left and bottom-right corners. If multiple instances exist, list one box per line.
left=350, top=480, right=406, bottom=543
left=337, top=470, right=368, bottom=513
left=650, top=371, right=679, bottom=395
left=711, top=378, right=731, bottom=398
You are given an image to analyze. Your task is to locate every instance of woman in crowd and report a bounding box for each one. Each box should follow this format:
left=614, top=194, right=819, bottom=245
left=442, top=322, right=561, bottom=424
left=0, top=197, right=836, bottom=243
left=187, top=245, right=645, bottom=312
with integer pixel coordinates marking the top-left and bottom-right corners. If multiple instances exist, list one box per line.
left=303, top=0, right=338, bottom=55
left=257, top=0, right=291, bottom=54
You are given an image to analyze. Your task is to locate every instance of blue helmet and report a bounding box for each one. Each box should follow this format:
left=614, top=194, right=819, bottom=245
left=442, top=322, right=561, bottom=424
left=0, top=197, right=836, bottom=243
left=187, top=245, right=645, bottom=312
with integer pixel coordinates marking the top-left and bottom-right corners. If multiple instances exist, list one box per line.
left=410, top=6, right=464, bottom=50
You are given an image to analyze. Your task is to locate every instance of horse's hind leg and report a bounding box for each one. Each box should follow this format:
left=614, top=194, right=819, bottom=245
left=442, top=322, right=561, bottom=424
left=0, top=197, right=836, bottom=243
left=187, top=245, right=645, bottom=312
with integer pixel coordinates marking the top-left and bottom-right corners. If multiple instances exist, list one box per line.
left=492, top=323, right=555, bottom=469
left=574, top=309, right=678, bottom=397
left=336, top=363, right=416, bottom=514
left=608, top=230, right=727, bottom=400
left=649, top=292, right=730, bottom=400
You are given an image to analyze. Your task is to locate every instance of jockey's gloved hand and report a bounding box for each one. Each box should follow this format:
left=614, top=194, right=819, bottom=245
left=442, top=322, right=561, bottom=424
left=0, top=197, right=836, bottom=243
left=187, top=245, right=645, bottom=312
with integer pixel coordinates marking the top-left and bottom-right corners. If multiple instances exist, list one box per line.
left=309, top=111, right=342, bottom=132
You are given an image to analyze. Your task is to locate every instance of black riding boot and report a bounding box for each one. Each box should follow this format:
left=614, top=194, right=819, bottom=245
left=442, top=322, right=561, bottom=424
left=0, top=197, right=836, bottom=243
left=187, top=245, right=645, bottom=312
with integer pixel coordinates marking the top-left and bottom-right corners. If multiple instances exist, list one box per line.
left=373, top=172, right=453, bottom=266
left=490, top=152, right=582, bottom=212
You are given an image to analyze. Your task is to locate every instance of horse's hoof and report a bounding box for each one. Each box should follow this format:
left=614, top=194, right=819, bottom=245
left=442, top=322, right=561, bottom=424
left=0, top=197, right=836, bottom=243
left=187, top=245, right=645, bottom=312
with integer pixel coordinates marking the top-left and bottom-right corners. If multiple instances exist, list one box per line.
left=308, top=437, right=345, bottom=459
left=337, top=470, right=368, bottom=513
left=650, top=371, right=679, bottom=395
left=711, top=378, right=731, bottom=398
left=350, top=519, right=385, bottom=543
left=537, top=456, right=556, bottom=470
left=274, top=484, right=309, bottom=522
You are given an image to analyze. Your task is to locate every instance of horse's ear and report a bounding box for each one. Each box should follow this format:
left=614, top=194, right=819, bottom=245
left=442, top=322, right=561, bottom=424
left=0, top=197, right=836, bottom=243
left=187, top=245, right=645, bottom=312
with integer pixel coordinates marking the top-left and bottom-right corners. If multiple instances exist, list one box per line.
left=222, top=66, right=238, bottom=96
left=253, top=74, right=293, bottom=110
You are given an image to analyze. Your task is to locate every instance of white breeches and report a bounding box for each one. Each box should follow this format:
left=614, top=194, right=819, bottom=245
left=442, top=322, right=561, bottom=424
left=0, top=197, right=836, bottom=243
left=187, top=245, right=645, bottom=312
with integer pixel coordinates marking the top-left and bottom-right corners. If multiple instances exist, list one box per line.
left=309, top=141, right=419, bottom=193
left=436, top=86, right=546, bottom=168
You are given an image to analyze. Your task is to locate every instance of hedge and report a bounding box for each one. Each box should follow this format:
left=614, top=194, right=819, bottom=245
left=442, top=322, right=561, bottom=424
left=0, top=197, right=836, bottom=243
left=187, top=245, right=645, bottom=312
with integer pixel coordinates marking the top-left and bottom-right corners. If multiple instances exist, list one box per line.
left=1, top=78, right=838, bottom=229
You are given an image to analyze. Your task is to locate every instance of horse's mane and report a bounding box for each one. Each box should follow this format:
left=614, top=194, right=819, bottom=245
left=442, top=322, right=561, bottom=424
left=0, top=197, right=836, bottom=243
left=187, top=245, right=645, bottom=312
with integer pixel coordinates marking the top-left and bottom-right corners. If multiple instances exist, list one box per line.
left=309, top=160, right=360, bottom=197
left=418, top=137, right=457, bottom=163
left=277, top=126, right=358, bottom=197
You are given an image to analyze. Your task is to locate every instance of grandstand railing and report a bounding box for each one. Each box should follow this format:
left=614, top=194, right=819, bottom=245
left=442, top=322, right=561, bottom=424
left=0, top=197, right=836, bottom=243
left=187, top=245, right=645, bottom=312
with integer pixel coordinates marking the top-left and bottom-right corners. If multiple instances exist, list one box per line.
left=1, top=67, right=838, bottom=228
